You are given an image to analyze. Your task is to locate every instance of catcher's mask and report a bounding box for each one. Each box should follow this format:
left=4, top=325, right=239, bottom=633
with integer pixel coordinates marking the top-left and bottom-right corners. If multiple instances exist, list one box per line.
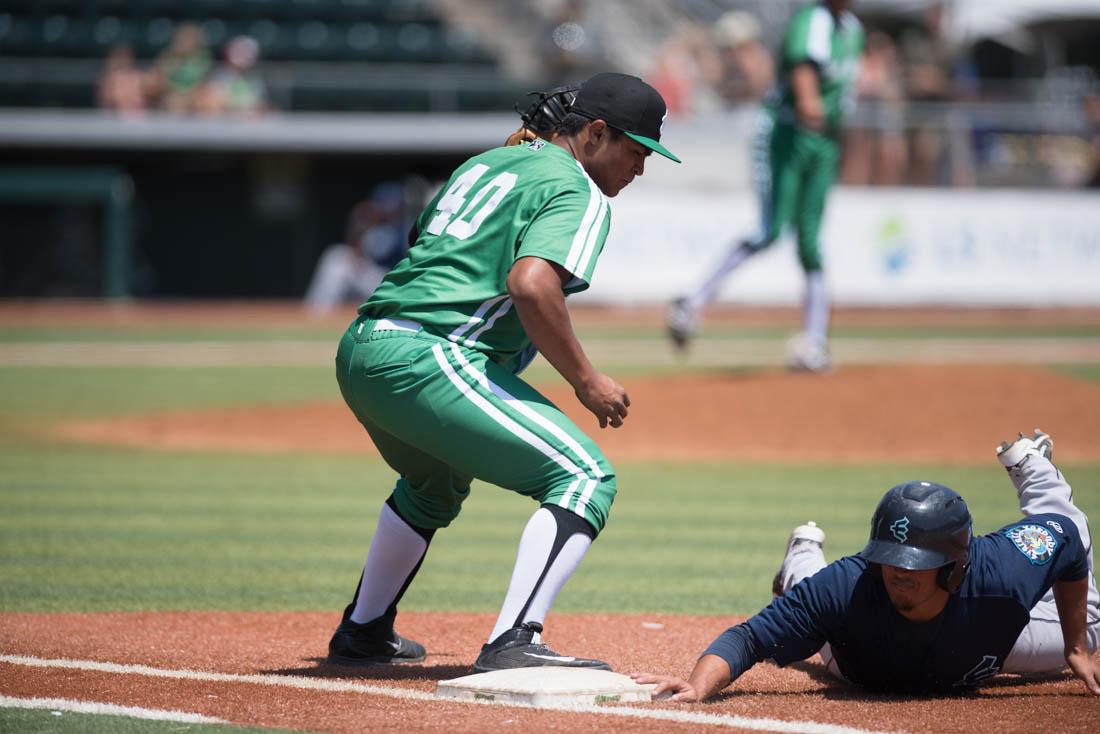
left=516, top=86, right=578, bottom=138
left=860, top=481, right=972, bottom=593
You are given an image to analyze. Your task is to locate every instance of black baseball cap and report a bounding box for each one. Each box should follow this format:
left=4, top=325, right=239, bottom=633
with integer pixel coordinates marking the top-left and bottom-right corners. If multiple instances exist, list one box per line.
left=571, top=72, right=681, bottom=163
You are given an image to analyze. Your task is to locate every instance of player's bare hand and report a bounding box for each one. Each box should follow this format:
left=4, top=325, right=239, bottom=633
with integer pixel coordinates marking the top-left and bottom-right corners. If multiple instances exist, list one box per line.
left=630, top=673, right=701, bottom=703
left=796, top=97, right=826, bottom=132
left=575, top=372, right=629, bottom=429
left=1065, top=647, right=1100, bottom=697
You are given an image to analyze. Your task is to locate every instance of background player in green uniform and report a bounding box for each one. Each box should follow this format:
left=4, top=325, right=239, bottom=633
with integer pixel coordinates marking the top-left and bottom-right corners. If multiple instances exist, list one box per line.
left=668, top=1, right=863, bottom=372
left=327, top=73, right=679, bottom=673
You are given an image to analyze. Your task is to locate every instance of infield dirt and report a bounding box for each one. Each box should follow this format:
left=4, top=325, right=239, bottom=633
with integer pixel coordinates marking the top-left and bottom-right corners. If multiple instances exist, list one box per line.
left=55, top=364, right=1100, bottom=463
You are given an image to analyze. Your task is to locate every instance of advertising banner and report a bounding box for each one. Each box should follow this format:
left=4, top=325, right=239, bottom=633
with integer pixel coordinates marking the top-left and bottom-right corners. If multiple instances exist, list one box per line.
left=581, top=187, right=1100, bottom=305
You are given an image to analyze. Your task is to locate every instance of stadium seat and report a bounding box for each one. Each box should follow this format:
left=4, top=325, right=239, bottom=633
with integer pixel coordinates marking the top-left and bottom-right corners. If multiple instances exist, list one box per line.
left=139, top=0, right=190, bottom=18
left=39, top=0, right=88, bottom=16
left=238, top=0, right=281, bottom=21
left=292, top=20, right=342, bottom=61
left=92, top=0, right=135, bottom=20
left=391, top=22, right=438, bottom=63
left=335, top=0, right=389, bottom=22
left=245, top=18, right=282, bottom=55
left=199, top=17, right=228, bottom=48
left=0, top=1, right=39, bottom=14
left=90, top=16, right=142, bottom=54
left=443, top=27, right=495, bottom=66
left=32, top=15, right=76, bottom=57
left=0, top=14, right=32, bottom=55
left=136, top=16, right=176, bottom=57
left=343, top=21, right=384, bottom=62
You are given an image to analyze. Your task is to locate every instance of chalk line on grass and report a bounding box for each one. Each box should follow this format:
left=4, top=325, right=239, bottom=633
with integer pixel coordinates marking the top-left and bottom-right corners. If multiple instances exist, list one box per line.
left=0, top=694, right=225, bottom=724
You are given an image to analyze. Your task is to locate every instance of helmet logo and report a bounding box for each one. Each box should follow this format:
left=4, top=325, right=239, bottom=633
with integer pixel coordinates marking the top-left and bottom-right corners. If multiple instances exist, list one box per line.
left=890, top=516, right=910, bottom=543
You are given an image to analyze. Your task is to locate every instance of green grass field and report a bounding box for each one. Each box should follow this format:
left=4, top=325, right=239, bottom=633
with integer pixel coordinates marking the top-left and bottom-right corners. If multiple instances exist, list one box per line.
left=3, top=314, right=1097, bottom=619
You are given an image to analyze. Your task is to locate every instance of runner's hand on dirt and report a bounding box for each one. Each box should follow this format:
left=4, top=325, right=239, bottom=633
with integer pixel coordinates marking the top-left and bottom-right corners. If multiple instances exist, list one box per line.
left=1066, top=647, right=1100, bottom=696
left=576, top=372, right=630, bottom=429
left=630, top=673, right=701, bottom=702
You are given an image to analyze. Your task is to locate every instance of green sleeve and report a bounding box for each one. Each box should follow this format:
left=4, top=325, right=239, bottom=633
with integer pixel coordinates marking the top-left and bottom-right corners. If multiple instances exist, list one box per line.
left=783, top=5, right=831, bottom=68
left=515, top=186, right=610, bottom=290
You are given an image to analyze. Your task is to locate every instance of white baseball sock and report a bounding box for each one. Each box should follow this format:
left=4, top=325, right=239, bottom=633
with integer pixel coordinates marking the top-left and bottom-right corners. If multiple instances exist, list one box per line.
left=804, top=270, right=830, bottom=345
left=349, top=502, right=429, bottom=625
left=686, top=241, right=757, bottom=311
left=488, top=506, right=593, bottom=643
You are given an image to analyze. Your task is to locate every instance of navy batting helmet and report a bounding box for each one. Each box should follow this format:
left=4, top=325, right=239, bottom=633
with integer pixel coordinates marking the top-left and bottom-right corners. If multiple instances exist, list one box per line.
left=860, top=481, right=973, bottom=593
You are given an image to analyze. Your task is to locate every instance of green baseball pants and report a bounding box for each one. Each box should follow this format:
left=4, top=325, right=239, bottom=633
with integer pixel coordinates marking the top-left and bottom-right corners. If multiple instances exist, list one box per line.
left=749, top=118, right=841, bottom=272
left=335, top=315, right=616, bottom=534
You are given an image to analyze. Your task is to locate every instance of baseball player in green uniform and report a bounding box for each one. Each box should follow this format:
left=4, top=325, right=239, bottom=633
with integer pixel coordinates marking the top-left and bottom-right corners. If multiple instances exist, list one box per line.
left=327, top=72, right=679, bottom=673
left=668, top=0, right=863, bottom=371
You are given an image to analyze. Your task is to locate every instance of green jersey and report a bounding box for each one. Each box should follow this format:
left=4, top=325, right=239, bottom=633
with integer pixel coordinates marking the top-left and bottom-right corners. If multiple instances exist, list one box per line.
left=363, top=139, right=611, bottom=366
left=769, top=2, right=864, bottom=136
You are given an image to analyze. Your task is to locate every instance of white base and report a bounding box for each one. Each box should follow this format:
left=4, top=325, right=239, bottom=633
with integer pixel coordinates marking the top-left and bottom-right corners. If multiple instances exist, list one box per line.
left=435, top=667, right=655, bottom=708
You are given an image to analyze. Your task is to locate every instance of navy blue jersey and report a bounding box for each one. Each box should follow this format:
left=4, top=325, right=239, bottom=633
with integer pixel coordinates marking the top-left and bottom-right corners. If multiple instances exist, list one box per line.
left=706, top=513, right=1088, bottom=692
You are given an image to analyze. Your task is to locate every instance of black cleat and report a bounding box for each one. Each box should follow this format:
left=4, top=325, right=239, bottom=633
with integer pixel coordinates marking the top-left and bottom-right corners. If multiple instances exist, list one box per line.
left=472, top=622, right=611, bottom=674
left=327, top=616, right=426, bottom=665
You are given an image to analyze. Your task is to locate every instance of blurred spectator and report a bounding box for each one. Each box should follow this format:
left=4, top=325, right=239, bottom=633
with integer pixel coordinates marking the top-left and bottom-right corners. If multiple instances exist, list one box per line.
left=1086, top=91, right=1100, bottom=188
left=97, top=45, right=147, bottom=117
left=539, top=0, right=608, bottom=84
left=899, top=2, right=968, bottom=185
left=149, top=23, right=213, bottom=114
left=648, top=25, right=723, bottom=117
left=196, top=36, right=268, bottom=117
left=842, top=31, right=908, bottom=186
left=305, top=183, right=411, bottom=314
left=711, top=11, right=773, bottom=106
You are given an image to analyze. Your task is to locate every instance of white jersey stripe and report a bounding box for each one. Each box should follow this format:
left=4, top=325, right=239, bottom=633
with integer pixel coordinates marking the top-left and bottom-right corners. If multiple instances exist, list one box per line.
left=563, top=167, right=602, bottom=274
left=447, top=343, right=605, bottom=480
left=750, top=111, right=776, bottom=245
left=431, top=344, right=588, bottom=481
left=571, top=197, right=608, bottom=281
left=448, top=294, right=509, bottom=344
left=806, top=6, right=834, bottom=65
left=462, top=297, right=513, bottom=347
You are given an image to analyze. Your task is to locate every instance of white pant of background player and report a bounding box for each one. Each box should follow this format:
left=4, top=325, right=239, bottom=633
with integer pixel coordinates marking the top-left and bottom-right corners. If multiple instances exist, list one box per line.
left=304, top=244, right=387, bottom=314
left=783, top=452, right=1100, bottom=678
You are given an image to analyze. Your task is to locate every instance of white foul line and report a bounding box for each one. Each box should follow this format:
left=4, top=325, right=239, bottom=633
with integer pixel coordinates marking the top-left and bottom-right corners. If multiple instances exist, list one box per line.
left=0, top=694, right=225, bottom=724
left=0, top=653, right=900, bottom=734
left=0, top=653, right=437, bottom=702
